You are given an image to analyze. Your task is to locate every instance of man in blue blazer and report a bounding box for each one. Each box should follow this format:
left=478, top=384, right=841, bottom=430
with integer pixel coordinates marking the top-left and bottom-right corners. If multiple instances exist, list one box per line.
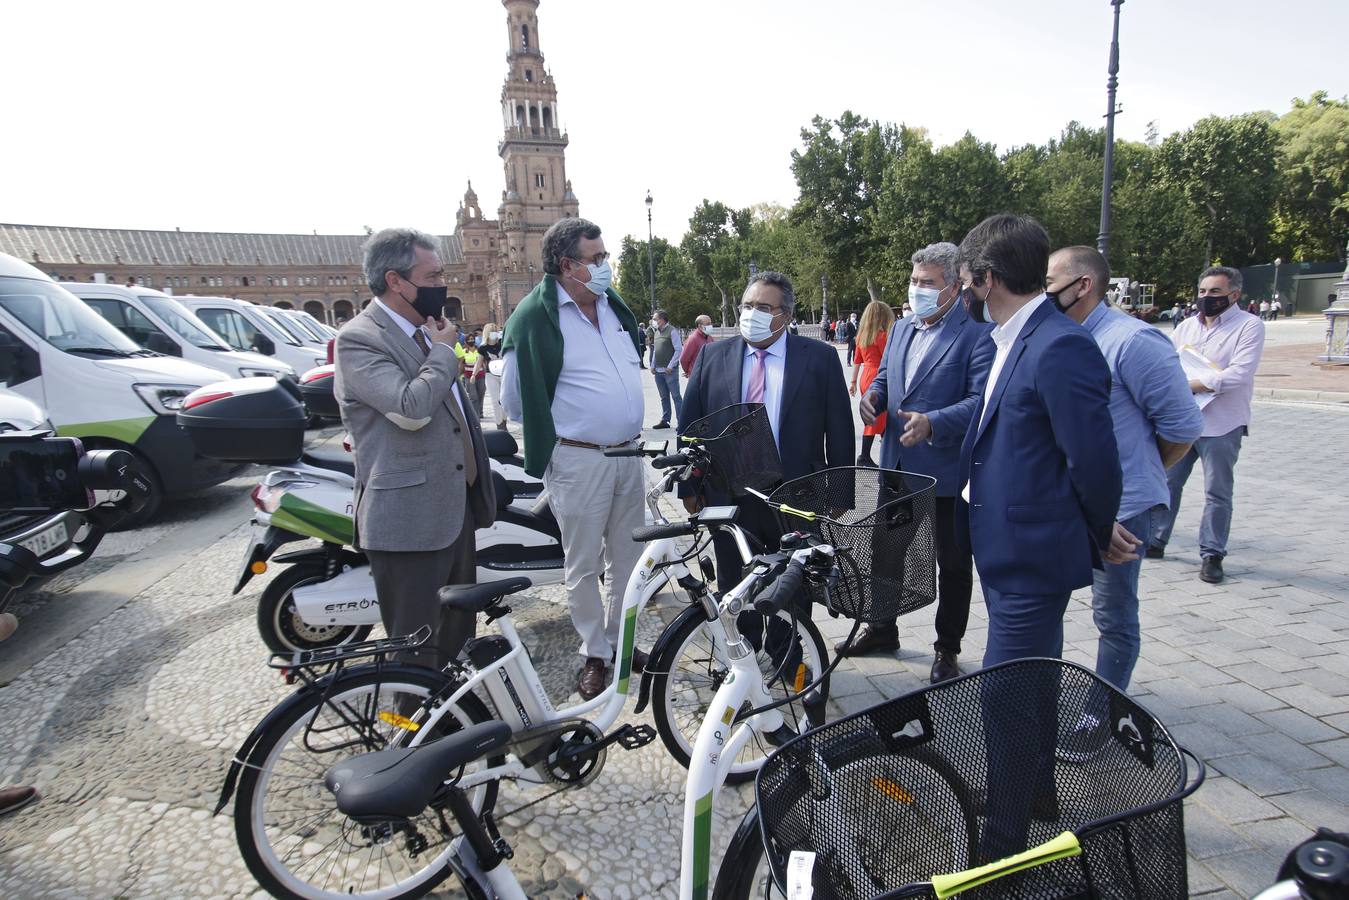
left=844, top=242, right=994, bottom=685
left=680, top=271, right=854, bottom=592
left=955, top=214, right=1122, bottom=863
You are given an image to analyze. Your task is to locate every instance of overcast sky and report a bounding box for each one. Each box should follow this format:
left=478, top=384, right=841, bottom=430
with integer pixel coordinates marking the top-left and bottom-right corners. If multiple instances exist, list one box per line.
left=6, top=0, right=1346, bottom=250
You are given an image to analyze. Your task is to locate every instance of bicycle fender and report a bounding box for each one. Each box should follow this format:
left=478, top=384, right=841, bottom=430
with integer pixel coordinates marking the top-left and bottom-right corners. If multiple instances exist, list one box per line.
left=272, top=545, right=365, bottom=567
left=212, top=661, right=440, bottom=816
left=633, top=604, right=711, bottom=715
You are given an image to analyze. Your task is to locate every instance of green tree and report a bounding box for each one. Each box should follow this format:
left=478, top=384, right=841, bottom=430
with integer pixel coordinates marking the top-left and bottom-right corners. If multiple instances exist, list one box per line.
left=1157, top=113, right=1282, bottom=267
left=790, top=111, right=899, bottom=301
left=1273, top=91, right=1349, bottom=261
left=680, top=200, right=751, bottom=325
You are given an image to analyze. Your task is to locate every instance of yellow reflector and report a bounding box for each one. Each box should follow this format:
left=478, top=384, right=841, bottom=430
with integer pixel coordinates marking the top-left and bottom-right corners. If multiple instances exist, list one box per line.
left=794, top=664, right=807, bottom=693
left=250, top=561, right=268, bottom=574
left=378, top=711, right=421, bottom=731
left=871, top=776, right=915, bottom=804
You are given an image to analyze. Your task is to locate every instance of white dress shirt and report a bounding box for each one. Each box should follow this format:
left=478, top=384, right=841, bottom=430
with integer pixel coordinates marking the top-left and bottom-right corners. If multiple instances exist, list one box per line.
left=372, top=298, right=470, bottom=420
left=740, top=330, right=788, bottom=445
left=963, top=293, right=1048, bottom=502
left=500, top=282, right=645, bottom=445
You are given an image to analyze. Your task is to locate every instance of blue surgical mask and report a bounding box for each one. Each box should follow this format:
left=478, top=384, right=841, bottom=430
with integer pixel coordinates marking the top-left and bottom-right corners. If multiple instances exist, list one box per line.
left=571, top=259, right=612, bottom=296
left=739, top=307, right=781, bottom=344
left=908, top=284, right=943, bottom=319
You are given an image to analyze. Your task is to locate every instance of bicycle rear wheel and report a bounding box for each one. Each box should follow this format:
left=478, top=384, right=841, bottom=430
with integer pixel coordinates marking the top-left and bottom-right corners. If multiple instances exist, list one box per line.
left=233, top=666, right=502, bottom=900
left=651, top=607, right=829, bottom=785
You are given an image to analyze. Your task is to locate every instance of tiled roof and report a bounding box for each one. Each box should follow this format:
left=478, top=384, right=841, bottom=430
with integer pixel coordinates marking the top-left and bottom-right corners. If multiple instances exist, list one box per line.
left=0, top=224, right=465, bottom=268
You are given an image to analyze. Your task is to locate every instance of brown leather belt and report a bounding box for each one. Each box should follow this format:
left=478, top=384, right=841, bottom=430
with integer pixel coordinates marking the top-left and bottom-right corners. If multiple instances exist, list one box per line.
left=557, top=435, right=642, bottom=451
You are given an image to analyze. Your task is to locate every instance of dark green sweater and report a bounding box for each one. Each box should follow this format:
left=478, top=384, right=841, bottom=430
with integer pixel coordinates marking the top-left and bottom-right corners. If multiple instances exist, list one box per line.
left=501, top=275, right=643, bottom=477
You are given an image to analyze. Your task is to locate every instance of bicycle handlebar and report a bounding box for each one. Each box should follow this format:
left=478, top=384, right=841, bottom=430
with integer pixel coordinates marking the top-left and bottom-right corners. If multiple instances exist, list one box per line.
left=651, top=453, right=689, bottom=470
left=754, top=556, right=805, bottom=616
left=602, top=446, right=645, bottom=457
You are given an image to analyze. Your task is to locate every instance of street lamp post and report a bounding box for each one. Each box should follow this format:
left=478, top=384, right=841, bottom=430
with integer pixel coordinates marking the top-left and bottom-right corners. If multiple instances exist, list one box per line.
left=821, top=274, right=830, bottom=327
left=1096, top=0, right=1124, bottom=263
left=645, top=191, right=656, bottom=315
left=528, top=261, right=536, bottom=289
left=1272, top=256, right=1282, bottom=313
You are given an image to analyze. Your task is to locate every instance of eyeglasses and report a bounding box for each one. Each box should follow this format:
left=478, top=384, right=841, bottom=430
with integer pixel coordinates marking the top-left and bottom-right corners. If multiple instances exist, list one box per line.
left=569, top=252, right=610, bottom=266
left=741, top=301, right=784, bottom=315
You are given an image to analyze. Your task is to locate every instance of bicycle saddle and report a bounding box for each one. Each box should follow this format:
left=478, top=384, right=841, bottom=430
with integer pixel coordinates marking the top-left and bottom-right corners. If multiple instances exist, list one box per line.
left=324, top=721, right=512, bottom=821
left=301, top=448, right=355, bottom=477
left=438, top=576, right=532, bottom=612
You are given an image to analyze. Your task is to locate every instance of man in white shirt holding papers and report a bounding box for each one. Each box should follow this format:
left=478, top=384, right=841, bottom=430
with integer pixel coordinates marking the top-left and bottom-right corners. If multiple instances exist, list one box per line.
left=1149, top=266, right=1265, bottom=584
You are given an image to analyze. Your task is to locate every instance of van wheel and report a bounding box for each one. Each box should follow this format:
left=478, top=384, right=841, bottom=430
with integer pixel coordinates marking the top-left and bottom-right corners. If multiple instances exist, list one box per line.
left=106, top=458, right=164, bottom=531
left=256, top=563, right=374, bottom=654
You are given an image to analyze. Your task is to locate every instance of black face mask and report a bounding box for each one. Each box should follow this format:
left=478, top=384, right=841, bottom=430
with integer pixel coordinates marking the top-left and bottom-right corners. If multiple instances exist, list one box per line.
left=1198, top=294, right=1232, bottom=318
left=1048, top=275, right=1086, bottom=313
left=400, top=282, right=448, bottom=320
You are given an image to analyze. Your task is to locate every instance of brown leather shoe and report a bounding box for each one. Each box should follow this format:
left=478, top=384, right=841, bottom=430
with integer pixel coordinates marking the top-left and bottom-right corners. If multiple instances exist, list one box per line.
left=0, top=785, right=40, bottom=817
left=835, top=624, right=899, bottom=657
left=930, top=649, right=960, bottom=684
left=578, top=657, right=608, bottom=700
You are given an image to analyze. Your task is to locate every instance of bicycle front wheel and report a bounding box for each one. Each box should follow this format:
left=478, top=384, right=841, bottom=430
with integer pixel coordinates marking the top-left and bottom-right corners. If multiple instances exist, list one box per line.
left=233, top=666, right=502, bottom=900
left=651, top=607, right=829, bottom=785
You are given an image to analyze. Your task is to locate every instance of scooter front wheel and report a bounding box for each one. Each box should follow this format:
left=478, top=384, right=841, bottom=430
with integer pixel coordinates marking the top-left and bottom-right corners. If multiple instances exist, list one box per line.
left=256, top=563, right=374, bottom=654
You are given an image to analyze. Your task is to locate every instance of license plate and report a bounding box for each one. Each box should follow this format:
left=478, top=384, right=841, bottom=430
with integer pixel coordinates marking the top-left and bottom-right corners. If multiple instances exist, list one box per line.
left=20, top=520, right=69, bottom=558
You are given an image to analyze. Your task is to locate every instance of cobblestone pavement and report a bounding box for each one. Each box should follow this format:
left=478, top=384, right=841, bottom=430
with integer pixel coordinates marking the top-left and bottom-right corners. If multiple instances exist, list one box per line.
left=0, top=365, right=1345, bottom=898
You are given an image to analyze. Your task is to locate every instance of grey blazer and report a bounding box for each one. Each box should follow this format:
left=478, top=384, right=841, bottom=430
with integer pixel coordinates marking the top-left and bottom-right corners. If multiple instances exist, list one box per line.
left=333, top=303, right=496, bottom=553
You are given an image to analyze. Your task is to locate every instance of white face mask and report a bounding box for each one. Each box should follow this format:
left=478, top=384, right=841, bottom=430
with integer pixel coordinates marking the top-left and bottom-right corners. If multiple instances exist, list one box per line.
left=701, top=324, right=714, bottom=335
left=908, top=284, right=943, bottom=318
left=491, top=331, right=502, bottom=341
left=571, top=259, right=612, bottom=296
left=739, top=307, right=780, bottom=344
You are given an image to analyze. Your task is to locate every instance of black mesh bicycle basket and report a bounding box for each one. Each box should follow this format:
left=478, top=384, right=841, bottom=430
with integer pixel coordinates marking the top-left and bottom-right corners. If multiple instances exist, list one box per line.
left=680, top=402, right=782, bottom=497
left=766, top=467, right=936, bottom=622
left=754, top=658, right=1204, bottom=900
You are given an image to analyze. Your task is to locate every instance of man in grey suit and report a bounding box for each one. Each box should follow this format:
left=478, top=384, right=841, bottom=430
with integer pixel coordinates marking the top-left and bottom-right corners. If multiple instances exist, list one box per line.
left=334, top=228, right=496, bottom=670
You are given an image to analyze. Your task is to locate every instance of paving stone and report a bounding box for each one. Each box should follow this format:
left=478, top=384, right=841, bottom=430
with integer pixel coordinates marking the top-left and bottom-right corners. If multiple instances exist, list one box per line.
left=1268, top=790, right=1349, bottom=831
left=1207, top=753, right=1308, bottom=798
left=1184, top=803, right=1256, bottom=859
left=1192, top=776, right=1286, bottom=824
left=1255, top=707, right=1343, bottom=744
left=1205, top=680, right=1290, bottom=715
left=1202, top=848, right=1287, bottom=897
left=1221, top=661, right=1302, bottom=691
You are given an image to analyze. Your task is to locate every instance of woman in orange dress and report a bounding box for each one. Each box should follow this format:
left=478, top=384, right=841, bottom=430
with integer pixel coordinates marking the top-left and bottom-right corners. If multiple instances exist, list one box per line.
left=850, top=299, right=896, bottom=467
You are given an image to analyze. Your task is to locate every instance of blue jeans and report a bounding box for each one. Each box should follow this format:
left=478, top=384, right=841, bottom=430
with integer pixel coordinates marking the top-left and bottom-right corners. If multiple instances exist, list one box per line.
left=1091, top=506, right=1156, bottom=692
left=1153, top=425, right=1244, bottom=559
left=653, top=367, right=681, bottom=425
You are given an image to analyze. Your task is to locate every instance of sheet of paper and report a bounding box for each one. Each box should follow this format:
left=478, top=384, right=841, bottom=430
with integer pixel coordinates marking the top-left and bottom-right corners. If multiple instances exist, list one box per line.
left=1177, top=345, right=1218, bottom=410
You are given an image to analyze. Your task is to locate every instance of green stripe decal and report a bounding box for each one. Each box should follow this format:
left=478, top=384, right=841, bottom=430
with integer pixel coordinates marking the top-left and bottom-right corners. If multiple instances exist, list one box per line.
left=692, top=791, right=713, bottom=900
left=57, top=416, right=156, bottom=445
left=272, top=493, right=355, bottom=545
left=616, top=606, right=638, bottom=693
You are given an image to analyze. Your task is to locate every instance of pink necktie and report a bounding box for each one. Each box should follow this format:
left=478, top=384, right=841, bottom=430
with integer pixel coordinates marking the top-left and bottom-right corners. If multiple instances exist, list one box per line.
left=747, top=349, right=767, bottom=404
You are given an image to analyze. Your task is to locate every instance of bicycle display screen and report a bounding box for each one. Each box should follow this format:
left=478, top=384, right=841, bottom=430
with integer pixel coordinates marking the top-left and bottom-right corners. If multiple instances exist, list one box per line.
left=0, top=436, right=90, bottom=513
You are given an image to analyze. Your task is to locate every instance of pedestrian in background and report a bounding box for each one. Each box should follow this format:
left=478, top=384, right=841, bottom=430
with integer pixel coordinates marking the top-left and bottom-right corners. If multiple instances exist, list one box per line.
left=649, top=308, right=683, bottom=430
left=680, top=314, right=715, bottom=377
left=849, top=299, right=894, bottom=467
left=1271, top=294, right=1282, bottom=320
left=1047, top=246, right=1203, bottom=759
left=500, top=217, right=647, bottom=699
left=1258, top=298, right=1270, bottom=321
left=1150, top=265, right=1265, bottom=585
left=479, top=321, right=507, bottom=430
left=840, top=312, right=859, bottom=365
left=334, top=227, right=496, bottom=671
left=843, top=242, right=993, bottom=684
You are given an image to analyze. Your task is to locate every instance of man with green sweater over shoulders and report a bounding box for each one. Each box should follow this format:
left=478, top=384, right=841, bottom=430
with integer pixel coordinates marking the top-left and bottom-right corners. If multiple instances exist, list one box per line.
left=500, top=218, right=648, bottom=699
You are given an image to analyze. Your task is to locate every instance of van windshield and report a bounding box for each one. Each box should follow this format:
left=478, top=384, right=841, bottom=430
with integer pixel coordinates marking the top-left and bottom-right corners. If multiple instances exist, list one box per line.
left=139, top=295, right=231, bottom=350
left=260, top=308, right=314, bottom=343
left=0, top=277, right=143, bottom=356
left=287, top=312, right=331, bottom=342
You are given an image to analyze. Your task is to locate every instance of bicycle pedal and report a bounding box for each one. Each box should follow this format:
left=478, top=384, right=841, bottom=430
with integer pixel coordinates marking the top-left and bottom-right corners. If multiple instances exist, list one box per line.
left=617, top=724, right=657, bottom=750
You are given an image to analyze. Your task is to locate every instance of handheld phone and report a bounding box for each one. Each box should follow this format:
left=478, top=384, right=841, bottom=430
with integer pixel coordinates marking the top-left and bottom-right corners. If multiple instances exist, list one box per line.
left=0, top=436, right=91, bottom=513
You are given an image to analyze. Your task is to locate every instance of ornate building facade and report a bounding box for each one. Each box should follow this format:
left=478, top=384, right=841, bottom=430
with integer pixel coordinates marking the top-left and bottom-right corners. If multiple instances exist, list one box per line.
left=0, top=0, right=577, bottom=329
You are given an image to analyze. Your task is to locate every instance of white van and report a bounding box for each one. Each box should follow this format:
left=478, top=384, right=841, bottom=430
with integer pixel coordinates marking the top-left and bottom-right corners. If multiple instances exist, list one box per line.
left=63, top=283, right=294, bottom=381
left=175, top=296, right=327, bottom=375
left=1, top=255, right=242, bottom=525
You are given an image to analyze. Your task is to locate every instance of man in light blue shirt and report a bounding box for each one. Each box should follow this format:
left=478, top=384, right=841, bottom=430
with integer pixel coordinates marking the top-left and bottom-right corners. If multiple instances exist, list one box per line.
left=1047, top=246, right=1203, bottom=758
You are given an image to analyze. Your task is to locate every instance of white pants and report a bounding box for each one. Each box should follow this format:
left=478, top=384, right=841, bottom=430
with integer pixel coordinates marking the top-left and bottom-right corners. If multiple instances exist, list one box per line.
left=485, top=371, right=506, bottom=427
left=543, top=442, right=646, bottom=659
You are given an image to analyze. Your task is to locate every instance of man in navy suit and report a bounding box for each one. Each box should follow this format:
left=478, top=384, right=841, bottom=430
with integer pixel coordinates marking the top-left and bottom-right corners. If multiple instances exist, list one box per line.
left=842, top=242, right=994, bottom=685
left=680, top=271, right=853, bottom=592
left=955, top=214, right=1123, bottom=862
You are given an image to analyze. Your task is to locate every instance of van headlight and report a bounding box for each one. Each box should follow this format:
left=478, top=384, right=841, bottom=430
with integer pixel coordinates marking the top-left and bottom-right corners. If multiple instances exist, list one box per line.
left=133, top=383, right=197, bottom=414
